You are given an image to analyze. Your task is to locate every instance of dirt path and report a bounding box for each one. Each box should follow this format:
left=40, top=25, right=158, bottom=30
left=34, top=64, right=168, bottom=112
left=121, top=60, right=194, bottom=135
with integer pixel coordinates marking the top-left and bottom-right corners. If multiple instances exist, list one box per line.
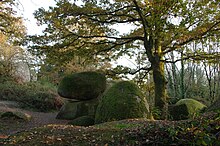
left=0, top=101, right=69, bottom=135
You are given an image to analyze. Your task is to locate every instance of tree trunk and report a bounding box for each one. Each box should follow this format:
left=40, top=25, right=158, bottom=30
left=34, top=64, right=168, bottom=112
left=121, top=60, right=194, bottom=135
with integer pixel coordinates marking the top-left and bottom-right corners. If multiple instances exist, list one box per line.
left=171, top=52, right=178, bottom=99
left=180, top=50, right=185, bottom=99
left=152, top=59, right=167, bottom=119
left=151, top=43, right=167, bottom=119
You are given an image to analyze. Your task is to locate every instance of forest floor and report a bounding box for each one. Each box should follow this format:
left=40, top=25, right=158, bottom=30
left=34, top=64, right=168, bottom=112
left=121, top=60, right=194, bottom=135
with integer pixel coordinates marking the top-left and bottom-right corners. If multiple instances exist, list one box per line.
left=0, top=101, right=219, bottom=146
left=0, top=107, right=68, bottom=135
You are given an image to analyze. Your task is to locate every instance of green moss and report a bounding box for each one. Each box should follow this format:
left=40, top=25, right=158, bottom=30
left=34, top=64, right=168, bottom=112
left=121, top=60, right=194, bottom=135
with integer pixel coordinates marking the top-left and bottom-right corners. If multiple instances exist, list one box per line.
left=175, top=98, right=206, bottom=118
left=95, top=81, right=149, bottom=124
left=58, top=71, right=106, bottom=100
left=68, top=116, right=95, bottom=126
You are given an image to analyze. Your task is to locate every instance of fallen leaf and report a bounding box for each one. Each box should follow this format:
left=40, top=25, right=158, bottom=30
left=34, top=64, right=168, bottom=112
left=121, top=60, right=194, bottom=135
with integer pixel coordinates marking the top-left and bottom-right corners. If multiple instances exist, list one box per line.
left=0, top=135, right=8, bottom=139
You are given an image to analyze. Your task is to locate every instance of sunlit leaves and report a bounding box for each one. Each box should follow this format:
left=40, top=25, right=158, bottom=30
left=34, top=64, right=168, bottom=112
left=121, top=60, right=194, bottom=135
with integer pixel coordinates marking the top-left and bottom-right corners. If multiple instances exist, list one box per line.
left=27, top=0, right=220, bottom=81
left=0, top=0, right=26, bottom=44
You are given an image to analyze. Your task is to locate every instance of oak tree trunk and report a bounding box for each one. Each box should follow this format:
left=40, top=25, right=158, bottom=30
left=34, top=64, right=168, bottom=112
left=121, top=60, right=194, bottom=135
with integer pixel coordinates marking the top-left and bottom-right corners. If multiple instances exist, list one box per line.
left=150, top=41, right=167, bottom=119
left=152, top=59, right=167, bottom=119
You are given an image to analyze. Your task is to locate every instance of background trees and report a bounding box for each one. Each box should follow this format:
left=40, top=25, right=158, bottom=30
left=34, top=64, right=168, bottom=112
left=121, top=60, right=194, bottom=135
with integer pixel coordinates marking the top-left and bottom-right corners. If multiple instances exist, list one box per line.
left=0, top=0, right=26, bottom=43
left=27, top=0, right=220, bottom=118
left=0, top=0, right=28, bottom=82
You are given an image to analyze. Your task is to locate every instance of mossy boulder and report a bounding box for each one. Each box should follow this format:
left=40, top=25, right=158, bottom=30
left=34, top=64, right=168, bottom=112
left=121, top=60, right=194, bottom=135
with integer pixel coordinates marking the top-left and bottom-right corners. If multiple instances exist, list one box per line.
left=58, top=71, right=106, bottom=100
left=68, top=116, right=95, bottom=126
left=0, top=111, right=31, bottom=121
left=95, top=81, right=149, bottom=124
left=169, top=98, right=206, bottom=120
left=168, top=104, right=189, bottom=120
left=56, top=98, right=99, bottom=120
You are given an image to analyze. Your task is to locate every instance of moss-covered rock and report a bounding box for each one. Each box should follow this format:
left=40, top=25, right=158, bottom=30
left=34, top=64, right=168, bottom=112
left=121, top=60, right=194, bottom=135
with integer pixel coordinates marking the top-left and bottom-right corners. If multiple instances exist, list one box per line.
left=58, top=71, right=106, bottom=100
left=95, top=81, right=149, bottom=124
left=168, top=104, right=189, bottom=120
left=56, top=98, right=99, bottom=120
left=68, top=116, right=95, bottom=126
left=169, top=98, right=206, bottom=120
left=0, top=111, right=31, bottom=121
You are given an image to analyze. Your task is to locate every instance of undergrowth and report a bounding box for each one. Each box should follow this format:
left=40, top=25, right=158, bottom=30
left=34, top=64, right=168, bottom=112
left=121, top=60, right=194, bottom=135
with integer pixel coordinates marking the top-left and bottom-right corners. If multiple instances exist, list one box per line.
left=0, top=81, right=63, bottom=112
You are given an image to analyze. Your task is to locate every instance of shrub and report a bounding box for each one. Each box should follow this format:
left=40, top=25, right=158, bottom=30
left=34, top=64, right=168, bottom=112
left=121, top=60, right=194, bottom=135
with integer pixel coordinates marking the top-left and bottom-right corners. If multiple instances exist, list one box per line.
left=58, top=71, right=106, bottom=100
left=95, top=81, right=149, bottom=124
left=0, top=81, right=64, bottom=112
left=168, top=104, right=189, bottom=120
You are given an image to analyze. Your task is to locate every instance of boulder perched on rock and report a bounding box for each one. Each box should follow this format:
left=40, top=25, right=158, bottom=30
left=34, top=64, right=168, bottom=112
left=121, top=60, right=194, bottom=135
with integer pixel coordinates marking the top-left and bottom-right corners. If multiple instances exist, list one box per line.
left=56, top=98, right=99, bottom=120
left=95, top=81, right=149, bottom=124
left=58, top=71, right=106, bottom=100
left=68, top=116, right=95, bottom=126
left=169, top=98, right=206, bottom=120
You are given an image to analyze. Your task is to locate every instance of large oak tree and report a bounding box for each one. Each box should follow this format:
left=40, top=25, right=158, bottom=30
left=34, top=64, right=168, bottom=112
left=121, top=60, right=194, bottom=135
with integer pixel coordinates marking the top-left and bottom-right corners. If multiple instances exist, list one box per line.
left=28, top=0, right=220, bottom=118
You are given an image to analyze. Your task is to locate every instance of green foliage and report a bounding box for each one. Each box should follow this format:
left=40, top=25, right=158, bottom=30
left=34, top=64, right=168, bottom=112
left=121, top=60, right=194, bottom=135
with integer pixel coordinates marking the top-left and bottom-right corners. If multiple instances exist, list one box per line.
left=168, top=104, right=189, bottom=120
left=126, top=112, right=220, bottom=145
left=58, top=71, right=106, bottom=100
left=0, top=0, right=26, bottom=43
left=0, top=81, right=63, bottom=112
left=68, top=116, right=95, bottom=126
left=151, top=107, right=162, bottom=120
left=95, top=81, right=149, bottom=124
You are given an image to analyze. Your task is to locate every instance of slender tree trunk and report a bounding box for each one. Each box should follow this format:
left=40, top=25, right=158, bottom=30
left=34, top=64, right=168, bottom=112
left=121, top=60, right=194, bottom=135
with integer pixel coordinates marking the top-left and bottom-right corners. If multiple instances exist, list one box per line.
left=171, top=51, right=178, bottom=99
left=180, top=50, right=185, bottom=99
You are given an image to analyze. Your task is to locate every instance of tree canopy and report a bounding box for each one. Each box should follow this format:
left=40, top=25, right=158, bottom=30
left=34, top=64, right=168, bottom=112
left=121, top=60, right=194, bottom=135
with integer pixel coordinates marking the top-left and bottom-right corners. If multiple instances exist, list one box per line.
left=0, top=0, right=26, bottom=43
left=28, top=0, right=220, bottom=118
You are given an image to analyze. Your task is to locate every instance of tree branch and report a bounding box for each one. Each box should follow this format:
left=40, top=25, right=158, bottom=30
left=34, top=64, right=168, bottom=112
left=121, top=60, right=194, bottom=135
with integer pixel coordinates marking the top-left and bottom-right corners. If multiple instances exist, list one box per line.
left=164, top=52, right=220, bottom=64
left=164, top=20, right=220, bottom=54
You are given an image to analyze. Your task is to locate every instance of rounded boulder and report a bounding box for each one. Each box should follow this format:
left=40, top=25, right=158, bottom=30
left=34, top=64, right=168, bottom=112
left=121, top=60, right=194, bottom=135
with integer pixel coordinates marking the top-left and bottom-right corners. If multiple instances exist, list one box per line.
left=169, top=98, right=206, bottom=120
left=95, top=81, right=149, bottom=124
left=58, top=71, right=106, bottom=100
